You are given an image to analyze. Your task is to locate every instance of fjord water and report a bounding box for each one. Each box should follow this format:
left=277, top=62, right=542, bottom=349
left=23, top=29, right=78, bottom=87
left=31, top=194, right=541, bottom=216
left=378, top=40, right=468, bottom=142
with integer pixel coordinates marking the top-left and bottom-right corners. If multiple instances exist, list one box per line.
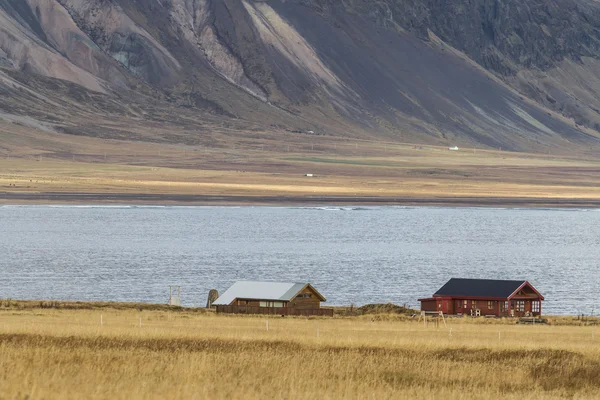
left=1, top=205, right=598, bottom=315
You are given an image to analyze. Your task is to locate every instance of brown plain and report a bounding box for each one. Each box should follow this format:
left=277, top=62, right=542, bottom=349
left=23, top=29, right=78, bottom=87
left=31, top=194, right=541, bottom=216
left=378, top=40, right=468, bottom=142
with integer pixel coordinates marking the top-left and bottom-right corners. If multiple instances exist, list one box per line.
left=0, top=305, right=599, bottom=399
left=2, top=119, right=600, bottom=204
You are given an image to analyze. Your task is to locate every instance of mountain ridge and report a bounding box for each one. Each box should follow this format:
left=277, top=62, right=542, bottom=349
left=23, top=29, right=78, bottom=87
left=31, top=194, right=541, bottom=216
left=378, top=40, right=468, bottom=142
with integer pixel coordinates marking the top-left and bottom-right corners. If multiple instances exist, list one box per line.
left=2, top=0, right=600, bottom=152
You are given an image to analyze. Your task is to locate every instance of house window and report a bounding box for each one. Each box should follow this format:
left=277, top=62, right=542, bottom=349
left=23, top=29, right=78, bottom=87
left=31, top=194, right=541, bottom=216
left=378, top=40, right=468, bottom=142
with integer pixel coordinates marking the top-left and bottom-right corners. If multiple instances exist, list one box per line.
left=500, top=301, right=509, bottom=312
left=296, top=294, right=312, bottom=299
left=258, top=301, right=284, bottom=308
left=471, top=301, right=477, bottom=309
left=516, top=301, right=525, bottom=312
left=488, top=301, right=494, bottom=310
left=532, top=301, right=540, bottom=313
left=463, top=300, right=468, bottom=309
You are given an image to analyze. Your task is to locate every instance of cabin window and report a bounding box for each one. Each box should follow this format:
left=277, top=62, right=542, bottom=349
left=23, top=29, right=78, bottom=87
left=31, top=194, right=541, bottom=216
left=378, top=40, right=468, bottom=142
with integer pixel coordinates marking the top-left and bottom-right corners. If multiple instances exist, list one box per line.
left=516, top=301, right=525, bottom=312
left=488, top=301, right=494, bottom=310
left=260, top=301, right=274, bottom=307
left=463, top=300, right=468, bottom=309
left=258, top=301, right=284, bottom=308
left=296, top=294, right=312, bottom=299
left=500, top=301, right=509, bottom=312
left=532, top=301, right=540, bottom=313
left=471, top=301, right=477, bottom=309
left=456, top=300, right=461, bottom=309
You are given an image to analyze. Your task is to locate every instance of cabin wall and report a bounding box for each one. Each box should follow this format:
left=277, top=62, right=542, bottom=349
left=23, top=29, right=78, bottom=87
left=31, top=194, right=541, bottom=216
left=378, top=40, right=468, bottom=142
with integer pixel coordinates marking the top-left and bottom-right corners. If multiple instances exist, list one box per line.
left=509, top=299, right=543, bottom=317
left=234, top=299, right=288, bottom=307
left=447, top=298, right=543, bottom=317
left=216, top=305, right=333, bottom=316
left=291, top=287, right=321, bottom=309
left=478, top=300, right=501, bottom=316
left=451, top=299, right=501, bottom=316
left=445, top=299, right=455, bottom=314
left=420, top=300, right=437, bottom=312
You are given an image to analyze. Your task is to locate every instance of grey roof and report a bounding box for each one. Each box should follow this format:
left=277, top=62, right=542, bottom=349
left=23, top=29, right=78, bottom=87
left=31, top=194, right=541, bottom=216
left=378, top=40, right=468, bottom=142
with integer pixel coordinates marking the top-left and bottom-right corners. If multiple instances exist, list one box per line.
left=213, top=281, right=309, bottom=306
left=434, top=278, right=528, bottom=299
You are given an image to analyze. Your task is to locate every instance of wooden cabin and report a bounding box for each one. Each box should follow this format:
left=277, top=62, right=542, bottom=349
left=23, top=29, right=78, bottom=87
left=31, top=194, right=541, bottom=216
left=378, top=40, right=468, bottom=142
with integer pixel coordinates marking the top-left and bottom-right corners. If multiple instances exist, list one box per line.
left=419, top=278, right=544, bottom=317
left=213, top=281, right=332, bottom=316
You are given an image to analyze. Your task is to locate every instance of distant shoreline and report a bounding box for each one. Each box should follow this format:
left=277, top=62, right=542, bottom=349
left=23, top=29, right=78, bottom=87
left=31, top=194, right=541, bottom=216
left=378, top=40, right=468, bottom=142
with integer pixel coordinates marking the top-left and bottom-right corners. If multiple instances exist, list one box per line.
left=2, top=192, right=600, bottom=208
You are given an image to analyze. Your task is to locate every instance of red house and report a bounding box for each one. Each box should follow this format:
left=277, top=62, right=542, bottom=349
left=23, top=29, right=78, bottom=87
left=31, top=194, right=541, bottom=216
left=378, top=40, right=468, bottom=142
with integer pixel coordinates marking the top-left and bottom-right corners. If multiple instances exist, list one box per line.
left=419, top=278, right=544, bottom=317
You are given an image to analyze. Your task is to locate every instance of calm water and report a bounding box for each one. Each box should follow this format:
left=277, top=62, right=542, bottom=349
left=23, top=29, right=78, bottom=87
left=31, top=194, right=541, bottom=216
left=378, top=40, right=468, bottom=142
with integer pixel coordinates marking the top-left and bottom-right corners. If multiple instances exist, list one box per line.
left=1, top=205, right=599, bottom=315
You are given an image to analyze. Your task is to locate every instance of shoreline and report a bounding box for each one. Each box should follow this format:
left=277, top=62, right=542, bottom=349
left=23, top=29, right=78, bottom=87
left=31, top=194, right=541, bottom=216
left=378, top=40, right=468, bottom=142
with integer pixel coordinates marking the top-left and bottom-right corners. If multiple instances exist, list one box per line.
left=0, top=300, right=595, bottom=322
left=2, top=192, right=600, bottom=208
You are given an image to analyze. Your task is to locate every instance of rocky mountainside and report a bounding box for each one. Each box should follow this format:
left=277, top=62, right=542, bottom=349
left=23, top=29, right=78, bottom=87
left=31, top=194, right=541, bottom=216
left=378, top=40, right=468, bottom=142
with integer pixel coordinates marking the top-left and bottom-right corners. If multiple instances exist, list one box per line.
left=3, top=0, right=600, bottom=151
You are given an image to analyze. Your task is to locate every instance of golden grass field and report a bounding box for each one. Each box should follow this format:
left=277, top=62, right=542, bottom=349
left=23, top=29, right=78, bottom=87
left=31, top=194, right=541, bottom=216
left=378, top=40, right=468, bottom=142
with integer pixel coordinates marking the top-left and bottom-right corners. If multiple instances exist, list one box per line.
left=1, top=303, right=599, bottom=400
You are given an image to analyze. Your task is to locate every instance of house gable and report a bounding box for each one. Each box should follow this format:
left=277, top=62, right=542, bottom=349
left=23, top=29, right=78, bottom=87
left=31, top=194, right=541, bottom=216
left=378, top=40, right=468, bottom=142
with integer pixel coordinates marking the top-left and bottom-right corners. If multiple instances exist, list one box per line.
left=289, top=284, right=324, bottom=310
left=290, top=284, right=326, bottom=302
left=508, top=281, right=545, bottom=300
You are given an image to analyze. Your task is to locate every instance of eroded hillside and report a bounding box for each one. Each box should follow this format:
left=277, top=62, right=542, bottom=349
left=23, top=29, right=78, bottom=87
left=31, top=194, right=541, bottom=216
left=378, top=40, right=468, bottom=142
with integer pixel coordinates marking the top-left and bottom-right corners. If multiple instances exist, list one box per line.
left=2, top=0, right=600, bottom=152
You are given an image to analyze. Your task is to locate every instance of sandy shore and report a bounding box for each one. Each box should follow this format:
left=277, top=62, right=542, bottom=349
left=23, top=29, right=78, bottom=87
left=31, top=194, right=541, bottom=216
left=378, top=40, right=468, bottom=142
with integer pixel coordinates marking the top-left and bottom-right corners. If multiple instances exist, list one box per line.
left=2, top=191, right=600, bottom=208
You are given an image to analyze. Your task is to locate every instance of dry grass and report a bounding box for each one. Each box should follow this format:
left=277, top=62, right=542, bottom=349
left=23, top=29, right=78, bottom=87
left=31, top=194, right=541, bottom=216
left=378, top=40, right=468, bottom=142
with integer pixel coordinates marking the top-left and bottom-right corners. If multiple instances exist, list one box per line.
left=3, top=148, right=600, bottom=202
left=0, top=307, right=599, bottom=399
left=3, top=117, right=600, bottom=203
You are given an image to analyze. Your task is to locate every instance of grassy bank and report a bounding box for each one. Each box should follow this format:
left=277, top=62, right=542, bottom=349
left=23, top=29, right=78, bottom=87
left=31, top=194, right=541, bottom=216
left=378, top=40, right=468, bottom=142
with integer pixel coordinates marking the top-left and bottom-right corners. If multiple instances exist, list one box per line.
left=0, top=303, right=599, bottom=399
left=3, top=133, right=600, bottom=204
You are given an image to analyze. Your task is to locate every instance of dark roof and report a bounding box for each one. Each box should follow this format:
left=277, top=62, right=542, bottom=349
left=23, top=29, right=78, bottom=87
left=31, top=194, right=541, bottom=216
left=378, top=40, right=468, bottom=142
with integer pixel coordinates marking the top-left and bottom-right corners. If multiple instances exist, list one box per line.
left=434, top=278, right=528, bottom=299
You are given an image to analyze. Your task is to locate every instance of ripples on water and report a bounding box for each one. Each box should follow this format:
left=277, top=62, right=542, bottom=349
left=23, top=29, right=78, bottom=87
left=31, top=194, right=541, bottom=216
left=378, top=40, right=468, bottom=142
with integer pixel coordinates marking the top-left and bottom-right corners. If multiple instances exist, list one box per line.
left=1, top=205, right=599, bottom=315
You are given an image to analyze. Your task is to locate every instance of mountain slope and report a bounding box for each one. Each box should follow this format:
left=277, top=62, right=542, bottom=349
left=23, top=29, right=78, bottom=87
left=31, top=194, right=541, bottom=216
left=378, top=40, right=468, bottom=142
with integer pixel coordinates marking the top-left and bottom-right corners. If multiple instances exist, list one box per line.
left=2, top=0, right=600, bottom=152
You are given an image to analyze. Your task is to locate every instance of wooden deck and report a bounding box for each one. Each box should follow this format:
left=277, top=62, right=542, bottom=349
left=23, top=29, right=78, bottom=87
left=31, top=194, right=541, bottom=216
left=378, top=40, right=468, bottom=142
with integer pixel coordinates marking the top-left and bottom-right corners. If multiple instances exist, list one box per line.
left=216, top=305, right=333, bottom=317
